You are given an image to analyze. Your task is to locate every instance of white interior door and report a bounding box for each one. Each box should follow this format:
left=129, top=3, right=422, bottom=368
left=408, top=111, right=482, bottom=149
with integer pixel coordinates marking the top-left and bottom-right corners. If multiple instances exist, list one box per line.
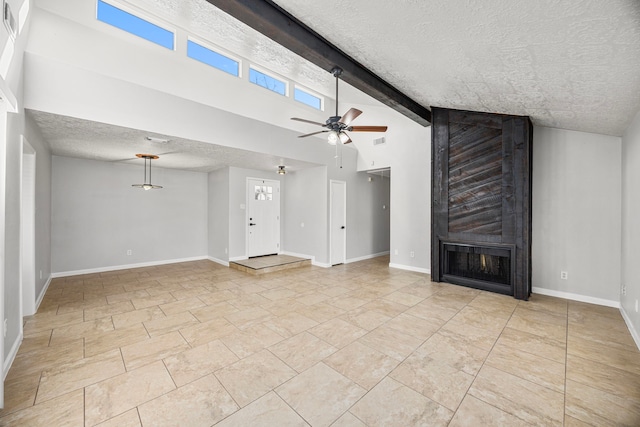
left=330, top=180, right=346, bottom=265
left=247, top=178, right=280, bottom=257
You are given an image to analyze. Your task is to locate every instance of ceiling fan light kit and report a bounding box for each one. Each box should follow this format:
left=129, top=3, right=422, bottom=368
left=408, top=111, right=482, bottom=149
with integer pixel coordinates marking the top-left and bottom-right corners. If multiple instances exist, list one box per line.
left=132, top=154, right=163, bottom=190
left=291, top=66, right=388, bottom=146
left=277, top=165, right=286, bottom=175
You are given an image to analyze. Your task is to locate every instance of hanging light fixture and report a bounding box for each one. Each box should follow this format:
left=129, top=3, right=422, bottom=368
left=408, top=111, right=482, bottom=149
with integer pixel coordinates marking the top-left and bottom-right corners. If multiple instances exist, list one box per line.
left=132, top=154, right=163, bottom=190
left=277, top=165, right=286, bottom=175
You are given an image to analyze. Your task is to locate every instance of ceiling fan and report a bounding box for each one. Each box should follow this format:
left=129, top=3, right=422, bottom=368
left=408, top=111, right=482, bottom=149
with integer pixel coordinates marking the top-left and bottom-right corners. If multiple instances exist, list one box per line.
left=291, top=67, right=388, bottom=145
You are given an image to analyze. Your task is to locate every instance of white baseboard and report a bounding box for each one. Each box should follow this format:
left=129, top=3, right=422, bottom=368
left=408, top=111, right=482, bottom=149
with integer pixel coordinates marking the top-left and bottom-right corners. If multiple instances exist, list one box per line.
left=207, top=256, right=229, bottom=267
left=313, top=261, right=331, bottom=268
left=345, top=251, right=390, bottom=264
left=228, top=256, right=247, bottom=262
left=620, top=305, right=640, bottom=351
left=35, top=276, right=52, bottom=311
left=388, top=263, right=431, bottom=275
left=531, top=287, right=620, bottom=308
left=51, top=256, right=209, bottom=278
left=279, top=251, right=329, bottom=268
left=3, top=331, right=23, bottom=380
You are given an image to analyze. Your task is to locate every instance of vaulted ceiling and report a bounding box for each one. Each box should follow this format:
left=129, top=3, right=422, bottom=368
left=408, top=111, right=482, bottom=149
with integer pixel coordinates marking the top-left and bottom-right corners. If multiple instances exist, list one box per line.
left=141, top=0, right=640, bottom=136
left=30, top=0, right=640, bottom=173
left=261, top=0, right=640, bottom=136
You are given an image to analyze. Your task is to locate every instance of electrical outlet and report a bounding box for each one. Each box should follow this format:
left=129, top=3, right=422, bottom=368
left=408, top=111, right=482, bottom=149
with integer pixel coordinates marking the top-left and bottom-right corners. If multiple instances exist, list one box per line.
left=394, top=249, right=398, bottom=255
left=410, top=251, right=415, bottom=258
left=127, top=249, right=132, bottom=256
left=3, top=319, right=7, bottom=338
left=39, top=270, right=42, bottom=280
left=622, top=285, right=627, bottom=296
left=560, top=271, right=568, bottom=280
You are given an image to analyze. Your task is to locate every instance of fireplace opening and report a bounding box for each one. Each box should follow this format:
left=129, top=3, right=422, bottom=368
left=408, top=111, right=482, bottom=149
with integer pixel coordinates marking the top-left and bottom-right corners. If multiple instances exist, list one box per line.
left=441, top=243, right=514, bottom=294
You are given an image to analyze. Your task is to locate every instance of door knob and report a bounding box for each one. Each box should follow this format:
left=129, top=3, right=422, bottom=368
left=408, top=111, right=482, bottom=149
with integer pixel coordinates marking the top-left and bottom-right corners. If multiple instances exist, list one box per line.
left=249, top=223, right=256, bottom=226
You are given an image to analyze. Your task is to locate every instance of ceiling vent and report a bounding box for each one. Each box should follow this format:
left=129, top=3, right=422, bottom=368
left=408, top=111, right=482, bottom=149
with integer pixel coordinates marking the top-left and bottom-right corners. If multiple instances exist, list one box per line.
left=373, top=136, right=386, bottom=146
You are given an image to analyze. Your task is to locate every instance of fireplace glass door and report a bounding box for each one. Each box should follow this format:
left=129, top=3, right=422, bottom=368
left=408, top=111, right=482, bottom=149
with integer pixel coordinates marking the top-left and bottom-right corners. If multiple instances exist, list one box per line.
left=441, top=243, right=514, bottom=295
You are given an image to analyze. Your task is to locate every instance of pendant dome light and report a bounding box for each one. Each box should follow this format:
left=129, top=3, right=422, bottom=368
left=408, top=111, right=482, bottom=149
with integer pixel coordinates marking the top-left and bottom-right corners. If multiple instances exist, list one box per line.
left=132, top=154, right=163, bottom=190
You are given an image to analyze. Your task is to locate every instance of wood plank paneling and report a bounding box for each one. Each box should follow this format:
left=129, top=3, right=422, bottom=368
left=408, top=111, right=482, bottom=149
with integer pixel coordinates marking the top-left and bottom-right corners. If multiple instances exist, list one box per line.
left=447, top=122, right=503, bottom=235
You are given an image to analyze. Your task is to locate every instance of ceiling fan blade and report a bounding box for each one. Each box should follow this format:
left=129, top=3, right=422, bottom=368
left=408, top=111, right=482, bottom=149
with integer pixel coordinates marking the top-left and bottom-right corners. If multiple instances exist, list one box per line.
left=339, top=108, right=363, bottom=126
left=291, top=117, right=325, bottom=126
left=350, top=125, right=388, bottom=132
left=298, top=130, right=328, bottom=138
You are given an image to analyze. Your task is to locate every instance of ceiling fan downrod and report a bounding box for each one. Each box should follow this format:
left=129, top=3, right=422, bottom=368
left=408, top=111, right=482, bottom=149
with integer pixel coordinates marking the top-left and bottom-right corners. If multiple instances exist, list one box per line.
left=331, top=66, right=343, bottom=118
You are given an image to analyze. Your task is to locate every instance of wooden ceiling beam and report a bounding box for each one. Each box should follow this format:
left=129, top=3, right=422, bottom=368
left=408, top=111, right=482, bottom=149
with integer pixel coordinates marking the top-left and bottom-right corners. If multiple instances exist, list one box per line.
left=205, top=0, right=431, bottom=126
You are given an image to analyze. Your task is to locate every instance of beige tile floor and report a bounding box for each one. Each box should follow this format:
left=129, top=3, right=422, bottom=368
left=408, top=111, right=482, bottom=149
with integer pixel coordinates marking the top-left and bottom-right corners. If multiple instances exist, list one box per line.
left=1, top=256, right=639, bottom=426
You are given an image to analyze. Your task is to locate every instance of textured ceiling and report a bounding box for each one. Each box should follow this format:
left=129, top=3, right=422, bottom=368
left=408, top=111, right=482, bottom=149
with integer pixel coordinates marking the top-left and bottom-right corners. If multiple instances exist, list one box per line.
left=128, top=0, right=338, bottom=97
left=28, top=110, right=318, bottom=173
left=31, top=0, right=640, bottom=171
left=268, top=0, right=640, bottom=136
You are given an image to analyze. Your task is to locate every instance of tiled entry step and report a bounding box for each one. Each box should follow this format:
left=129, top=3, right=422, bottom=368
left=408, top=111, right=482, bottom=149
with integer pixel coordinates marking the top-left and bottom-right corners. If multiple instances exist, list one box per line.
left=229, top=254, right=311, bottom=275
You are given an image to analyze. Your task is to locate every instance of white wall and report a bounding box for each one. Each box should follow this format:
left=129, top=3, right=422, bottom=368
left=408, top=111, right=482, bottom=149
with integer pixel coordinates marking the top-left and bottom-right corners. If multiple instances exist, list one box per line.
left=51, top=156, right=208, bottom=274
left=282, top=166, right=328, bottom=264
left=208, top=168, right=229, bottom=263
left=621, top=110, right=640, bottom=345
left=4, top=92, right=23, bottom=368
left=1, top=0, right=31, bottom=373
left=532, top=126, right=622, bottom=305
left=389, top=128, right=432, bottom=273
left=28, top=3, right=334, bottom=141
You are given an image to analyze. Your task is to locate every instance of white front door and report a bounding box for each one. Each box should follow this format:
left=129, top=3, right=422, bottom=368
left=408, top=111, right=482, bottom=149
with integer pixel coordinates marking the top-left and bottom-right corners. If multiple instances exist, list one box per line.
left=247, top=178, right=280, bottom=257
left=330, top=180, right=346, bottom=265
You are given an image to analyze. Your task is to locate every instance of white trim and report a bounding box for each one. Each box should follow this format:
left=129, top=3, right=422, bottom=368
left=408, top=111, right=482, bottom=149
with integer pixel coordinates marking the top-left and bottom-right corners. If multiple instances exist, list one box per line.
left=313, top=261, right=331, bottom=268
left=229, top=256, right=247, bottom=262
left=51, top=256, right=208, bottom=278
left=207, top=256, right=229, bottom=267
left=187, top=36, right=242, bottom=78
left=35, top=276, right=52, bottom=312
left=0, top=79, right=17, bottom=112
left=531, top=287, right=620, bottom=308
left=388, top=263, right=431, bottom=275
left=293, top=84, right=324, bottom=111
left=279, top=251, right=329, bottom=268
left=3, top=331, right=22, bottom=380
left=620, top=305, right=640, bottom=351
left=345, top=251, right=390, bottom=264
left=96, top=0, right=177, bottom=51
left=248, top=64, right=289, bottom=97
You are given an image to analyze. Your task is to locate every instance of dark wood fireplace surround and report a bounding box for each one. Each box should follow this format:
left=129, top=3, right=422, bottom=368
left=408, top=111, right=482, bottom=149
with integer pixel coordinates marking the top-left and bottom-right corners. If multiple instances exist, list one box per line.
left=431, top=107, right=532, bottom=300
